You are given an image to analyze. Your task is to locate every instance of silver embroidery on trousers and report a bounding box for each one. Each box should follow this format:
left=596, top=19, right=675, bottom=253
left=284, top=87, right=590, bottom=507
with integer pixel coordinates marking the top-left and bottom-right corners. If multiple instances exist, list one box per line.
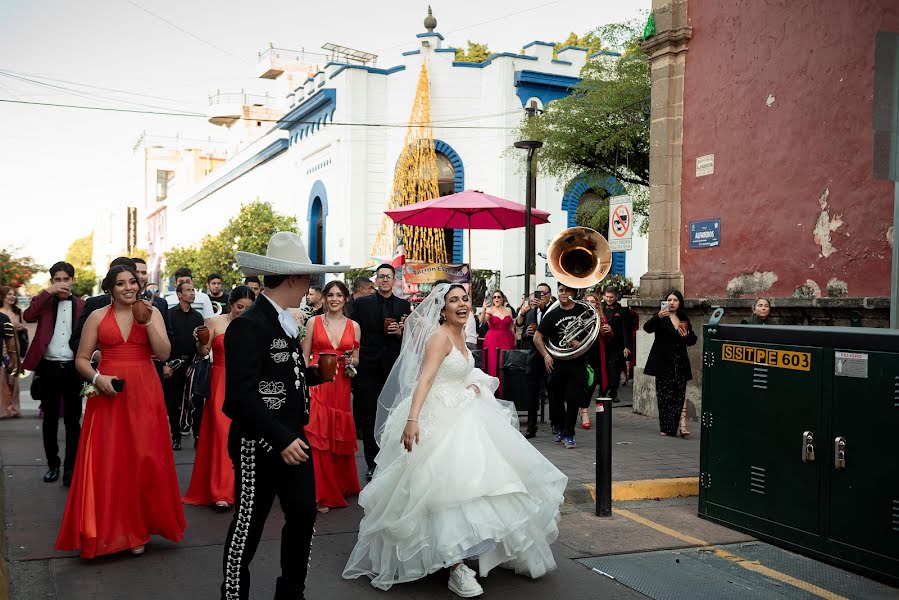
left=224, top=439, right=256, bottom=600
left=262, top=396, right=284, bottom=410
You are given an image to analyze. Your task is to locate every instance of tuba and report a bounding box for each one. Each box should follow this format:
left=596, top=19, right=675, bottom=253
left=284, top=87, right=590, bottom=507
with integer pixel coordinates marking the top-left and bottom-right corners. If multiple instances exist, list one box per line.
left=543, top=227, right=612, bottom=360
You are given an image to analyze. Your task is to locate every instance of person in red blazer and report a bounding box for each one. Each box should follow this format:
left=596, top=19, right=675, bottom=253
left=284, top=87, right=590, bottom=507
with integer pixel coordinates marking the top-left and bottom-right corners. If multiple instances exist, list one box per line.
left=23, top=261, right=86, bottom=486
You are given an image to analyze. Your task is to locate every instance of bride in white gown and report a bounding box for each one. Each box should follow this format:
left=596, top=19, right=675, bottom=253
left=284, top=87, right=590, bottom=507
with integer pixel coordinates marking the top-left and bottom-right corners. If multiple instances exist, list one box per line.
left=342, top=283, right=568, bottom=597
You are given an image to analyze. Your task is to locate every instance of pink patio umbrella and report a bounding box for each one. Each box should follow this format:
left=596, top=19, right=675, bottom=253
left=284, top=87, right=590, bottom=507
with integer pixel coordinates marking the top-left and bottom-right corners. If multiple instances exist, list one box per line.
left=384, top=189, right=551, bottom=272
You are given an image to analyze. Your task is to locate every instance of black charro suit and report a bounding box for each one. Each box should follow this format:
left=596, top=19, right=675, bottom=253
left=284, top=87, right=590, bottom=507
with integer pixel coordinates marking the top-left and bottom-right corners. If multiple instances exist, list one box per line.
left=220, top=294, right=321, bottom=600
left=348, top=292, right=411, bottom=470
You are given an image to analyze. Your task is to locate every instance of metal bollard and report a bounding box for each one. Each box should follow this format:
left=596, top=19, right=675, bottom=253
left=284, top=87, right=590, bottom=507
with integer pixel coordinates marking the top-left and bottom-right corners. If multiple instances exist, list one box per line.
left=595, top=397, right=612, bottom=517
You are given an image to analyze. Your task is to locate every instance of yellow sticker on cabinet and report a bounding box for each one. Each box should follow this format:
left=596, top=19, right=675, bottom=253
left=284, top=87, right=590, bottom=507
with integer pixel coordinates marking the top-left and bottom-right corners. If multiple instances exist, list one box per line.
left=722, top=344, right=812, bottom=371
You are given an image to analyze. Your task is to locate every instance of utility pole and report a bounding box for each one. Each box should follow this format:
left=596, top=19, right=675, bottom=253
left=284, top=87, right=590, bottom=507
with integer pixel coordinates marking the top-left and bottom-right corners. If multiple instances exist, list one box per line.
left=515, top=100, right=543, bottom=300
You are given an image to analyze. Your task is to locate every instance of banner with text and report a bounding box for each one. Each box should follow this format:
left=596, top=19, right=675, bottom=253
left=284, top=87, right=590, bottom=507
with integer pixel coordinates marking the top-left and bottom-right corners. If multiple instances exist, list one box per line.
left=401, top=262, right=471, bottom=303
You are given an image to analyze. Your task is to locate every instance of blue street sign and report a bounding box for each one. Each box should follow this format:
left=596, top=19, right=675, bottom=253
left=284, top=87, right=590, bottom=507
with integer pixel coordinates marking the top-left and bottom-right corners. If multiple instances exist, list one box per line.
left=689, top=218, right=720, bottom=249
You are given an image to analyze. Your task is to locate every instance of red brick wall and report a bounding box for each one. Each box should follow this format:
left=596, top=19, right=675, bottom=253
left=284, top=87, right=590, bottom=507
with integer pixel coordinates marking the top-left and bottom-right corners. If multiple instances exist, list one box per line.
left=680, top=0, right=899, bottom=298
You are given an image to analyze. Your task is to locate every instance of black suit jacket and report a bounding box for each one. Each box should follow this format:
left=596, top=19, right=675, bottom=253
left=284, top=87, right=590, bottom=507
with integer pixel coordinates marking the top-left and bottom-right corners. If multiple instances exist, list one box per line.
left=223, top=295, right=321, bottom=456
left=70, top=294, right=174, bottom=353
left=349, top=293, right=411, bottom=373
left=521, top=305, right=550, bottom=376
left=643, top=314, right=698, bottom=380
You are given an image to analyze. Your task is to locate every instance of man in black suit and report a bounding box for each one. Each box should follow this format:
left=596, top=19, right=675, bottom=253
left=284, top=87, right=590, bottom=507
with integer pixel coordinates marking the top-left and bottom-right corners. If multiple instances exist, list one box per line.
left=69, top=257, right=173, bottom=381
left=348, top=263, right=411, bottom=481
left=600, top=285, right=633, bottom=403
left=221, top=231, right=348, bottom=600
left=514, top=282, right=554, bottom=438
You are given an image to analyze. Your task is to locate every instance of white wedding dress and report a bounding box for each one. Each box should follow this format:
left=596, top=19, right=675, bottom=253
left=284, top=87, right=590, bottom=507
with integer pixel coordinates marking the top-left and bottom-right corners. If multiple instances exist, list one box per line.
left=342, top=342, right=568, bottom=591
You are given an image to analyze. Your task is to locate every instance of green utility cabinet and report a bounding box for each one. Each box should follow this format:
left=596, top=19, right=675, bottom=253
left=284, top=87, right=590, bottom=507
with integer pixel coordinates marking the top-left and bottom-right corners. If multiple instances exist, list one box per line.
left=698, top=318, right=899, bottom=585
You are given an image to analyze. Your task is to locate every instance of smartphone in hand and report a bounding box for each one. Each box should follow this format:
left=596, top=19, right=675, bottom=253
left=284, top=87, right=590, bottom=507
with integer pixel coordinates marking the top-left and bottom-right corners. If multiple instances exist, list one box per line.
left=111, top=379, right=126, bottom=393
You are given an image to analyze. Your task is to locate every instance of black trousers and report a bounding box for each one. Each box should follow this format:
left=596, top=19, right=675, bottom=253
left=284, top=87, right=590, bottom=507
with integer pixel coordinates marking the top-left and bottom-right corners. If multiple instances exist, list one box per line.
left=354, top=363, right=390, bottom=469
left=602, top=347, right=624, bottom=400
left=162, top=361, right=188, bottom=441
left=38, top=360, right=83, bottom=473
left=524, top=366, right=547, bottom=432
left=221, top=434, right=317, bottom=600
left=547, top=363, right=586, bottom=438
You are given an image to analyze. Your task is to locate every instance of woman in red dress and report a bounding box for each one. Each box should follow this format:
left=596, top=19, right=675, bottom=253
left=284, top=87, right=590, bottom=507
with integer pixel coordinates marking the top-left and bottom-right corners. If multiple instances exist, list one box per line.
left=301, top=280, right=361, bottom=513
left=57, top=265, right=185, bottom=558
left=184, top=285, right=255, bottom=510
left=479, top=289, right=516, bottom=396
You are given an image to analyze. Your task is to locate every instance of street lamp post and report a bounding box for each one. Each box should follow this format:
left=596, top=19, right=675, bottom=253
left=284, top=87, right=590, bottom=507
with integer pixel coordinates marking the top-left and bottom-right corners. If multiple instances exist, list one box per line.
left=514, top=140, right=543, bottom=301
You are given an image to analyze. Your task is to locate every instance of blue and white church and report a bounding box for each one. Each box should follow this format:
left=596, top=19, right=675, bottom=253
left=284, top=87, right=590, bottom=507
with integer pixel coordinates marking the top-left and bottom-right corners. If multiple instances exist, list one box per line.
left=163, top=11, right=647, bottom=299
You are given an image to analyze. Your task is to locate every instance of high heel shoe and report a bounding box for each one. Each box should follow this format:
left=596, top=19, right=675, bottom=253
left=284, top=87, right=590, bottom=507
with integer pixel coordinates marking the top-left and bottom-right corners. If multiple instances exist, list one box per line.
left=679, top=407, right=691, bottom=438
left=580, top=408, right=591, bottom=430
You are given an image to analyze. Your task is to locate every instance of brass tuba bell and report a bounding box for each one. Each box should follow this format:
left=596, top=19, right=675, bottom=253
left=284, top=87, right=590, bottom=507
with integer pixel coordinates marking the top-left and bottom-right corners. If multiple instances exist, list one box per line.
left=543, top=227, right=612, bottom=360
left=547, top=226, right=612, bottom=288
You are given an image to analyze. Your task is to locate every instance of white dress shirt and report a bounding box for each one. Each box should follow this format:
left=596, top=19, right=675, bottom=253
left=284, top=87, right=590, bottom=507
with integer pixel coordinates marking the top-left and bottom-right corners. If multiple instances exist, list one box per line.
left=45, top=301, right=75, bottom=361
left=165, top=291, right=214, bottom=319
left=465, top=313, right=478, bottom=346
left=260, top=293, right=299, bottom=339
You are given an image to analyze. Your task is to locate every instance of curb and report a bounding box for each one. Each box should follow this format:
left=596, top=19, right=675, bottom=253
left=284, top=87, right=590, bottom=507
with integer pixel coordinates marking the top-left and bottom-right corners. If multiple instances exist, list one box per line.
left=564, top=477, right=699, bottom=505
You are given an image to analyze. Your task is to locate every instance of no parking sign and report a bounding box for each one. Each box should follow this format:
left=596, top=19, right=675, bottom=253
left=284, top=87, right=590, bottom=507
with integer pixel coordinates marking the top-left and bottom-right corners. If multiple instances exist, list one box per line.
left=607, top=195, right=633, bottom=252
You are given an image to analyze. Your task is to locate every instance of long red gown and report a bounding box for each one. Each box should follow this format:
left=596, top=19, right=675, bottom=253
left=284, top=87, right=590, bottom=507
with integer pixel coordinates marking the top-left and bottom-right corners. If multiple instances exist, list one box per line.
left=184, top=333, right=233, bottom=506
left=305, top=317, right=360, bottom=508
left=483, top=314, right=516, bottom=397
left=57, top=307, right=186, bottom=558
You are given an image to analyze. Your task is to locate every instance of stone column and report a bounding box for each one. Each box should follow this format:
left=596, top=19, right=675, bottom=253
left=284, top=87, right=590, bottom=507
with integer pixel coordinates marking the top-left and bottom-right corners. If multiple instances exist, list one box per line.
left=639, top=0, right=692, bottom=297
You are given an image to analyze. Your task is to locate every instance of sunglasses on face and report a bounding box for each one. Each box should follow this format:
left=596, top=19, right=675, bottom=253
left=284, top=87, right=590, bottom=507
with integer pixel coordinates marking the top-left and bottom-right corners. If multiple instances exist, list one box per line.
left=492, top=295, right=502, bottom=300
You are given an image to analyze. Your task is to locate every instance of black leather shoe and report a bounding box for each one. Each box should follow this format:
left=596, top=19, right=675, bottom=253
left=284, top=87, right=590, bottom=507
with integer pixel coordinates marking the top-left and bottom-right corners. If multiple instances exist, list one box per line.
left=524, top=429, right=537, bottom=439
left=365, top=467, right=374, bottom=481
left=172, top=438, right=182, bottom=451
left=43, top=467, right=60, bottom=483
left=62, top=471, right=73, bottom=487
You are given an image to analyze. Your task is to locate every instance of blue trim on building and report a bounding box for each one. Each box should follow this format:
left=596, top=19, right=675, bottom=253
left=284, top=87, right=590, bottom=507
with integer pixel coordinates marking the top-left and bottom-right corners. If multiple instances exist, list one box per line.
left=514, top=69, right=581, bottom=107
left=522, top=40, right=557, bottom=49
left=277, top=89, right=337, bottom=144
left=561, top=174, right=628, bottom=275
left=589, top=50, right=622, bottom=58
left=433, top=139, right=465, bottom=262
left=307, top=180, right=328, bottom=265
left=434, top=47, right=458, bottom=53
left=551, top=59, right=572, bottom=65
left=557, top=45, right=590, bottom=53
left=178, top=137, right=289, bottom=211
left=327, top=63, right=406, bottom=79
left=451, top=52, right=538, bottom=69
left=416, top=32, right=445, bottom=41
left=402, top=49, right=421, bottom=56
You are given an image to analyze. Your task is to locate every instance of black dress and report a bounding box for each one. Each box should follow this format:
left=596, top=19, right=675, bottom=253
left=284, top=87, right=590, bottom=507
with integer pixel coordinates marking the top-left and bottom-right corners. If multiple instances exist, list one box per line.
left=643, top=314, right=697, bottom=435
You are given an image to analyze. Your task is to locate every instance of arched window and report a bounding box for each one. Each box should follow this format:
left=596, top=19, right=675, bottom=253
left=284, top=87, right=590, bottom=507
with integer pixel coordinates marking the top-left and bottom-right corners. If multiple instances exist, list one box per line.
left=310, top=197, right=324, bottom=264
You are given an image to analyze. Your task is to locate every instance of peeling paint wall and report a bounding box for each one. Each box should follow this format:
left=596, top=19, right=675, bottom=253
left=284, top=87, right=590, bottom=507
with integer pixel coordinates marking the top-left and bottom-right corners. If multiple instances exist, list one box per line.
left=679, top=1, right=899, bottom=298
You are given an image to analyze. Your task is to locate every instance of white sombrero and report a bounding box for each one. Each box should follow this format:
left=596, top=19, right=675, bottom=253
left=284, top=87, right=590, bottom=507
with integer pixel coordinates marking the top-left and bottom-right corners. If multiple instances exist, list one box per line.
left=236, top=231, right=350, bottom=276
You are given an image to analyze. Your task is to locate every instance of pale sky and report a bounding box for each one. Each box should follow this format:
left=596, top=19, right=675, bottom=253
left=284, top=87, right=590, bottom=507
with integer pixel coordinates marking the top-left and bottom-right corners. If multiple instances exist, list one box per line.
left=0, top=0, right=649, bottom=268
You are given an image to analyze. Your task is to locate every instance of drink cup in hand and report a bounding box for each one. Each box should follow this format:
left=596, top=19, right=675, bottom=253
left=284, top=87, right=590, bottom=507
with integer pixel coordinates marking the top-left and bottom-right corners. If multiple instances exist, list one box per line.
left=383, top=317, right=397, bottom=335
left=318, top=353, right=338, bottom=382
left=131, top=300, right=152, bottom=324
left=195, top=325, right=210, bottom=345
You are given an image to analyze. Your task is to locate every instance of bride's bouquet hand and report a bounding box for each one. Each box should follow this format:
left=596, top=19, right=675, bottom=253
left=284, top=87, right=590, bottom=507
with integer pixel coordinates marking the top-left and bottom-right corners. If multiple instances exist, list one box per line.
left=401, top=420, right=420, bottom=452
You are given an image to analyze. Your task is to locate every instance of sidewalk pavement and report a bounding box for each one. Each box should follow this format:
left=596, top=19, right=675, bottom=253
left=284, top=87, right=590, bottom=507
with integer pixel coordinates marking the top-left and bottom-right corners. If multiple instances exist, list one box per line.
left=1, top=379, right=705, bottom=600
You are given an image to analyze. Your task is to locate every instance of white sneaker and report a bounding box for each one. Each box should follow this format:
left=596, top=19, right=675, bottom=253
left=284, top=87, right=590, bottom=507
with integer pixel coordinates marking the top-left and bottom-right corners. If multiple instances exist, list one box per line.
left=448, top=564, right=484, bottom=598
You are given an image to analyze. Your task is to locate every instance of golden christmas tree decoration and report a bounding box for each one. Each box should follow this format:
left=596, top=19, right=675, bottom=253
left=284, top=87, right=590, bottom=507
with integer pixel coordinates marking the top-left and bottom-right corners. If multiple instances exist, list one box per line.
left=371, top=61, right=447, bottom=263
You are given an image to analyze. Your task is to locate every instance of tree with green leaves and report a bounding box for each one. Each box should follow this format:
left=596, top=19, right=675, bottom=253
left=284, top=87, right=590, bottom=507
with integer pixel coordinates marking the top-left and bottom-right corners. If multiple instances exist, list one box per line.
left=0, top=247, right=41, bottom=288
left=454, top=41, right=491, bottom=63
left=519, top=19, right=650, bottom=234
left=65, top=234, right=97, bottom=296
left=163, top=201, right=298, bottom=289
left=554, top=32, right=602, bottom=58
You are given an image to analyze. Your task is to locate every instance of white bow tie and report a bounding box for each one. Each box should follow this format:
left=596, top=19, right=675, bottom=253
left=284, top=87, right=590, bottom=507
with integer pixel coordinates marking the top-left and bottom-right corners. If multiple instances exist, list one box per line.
left=278, top=311, right=299, bottom=339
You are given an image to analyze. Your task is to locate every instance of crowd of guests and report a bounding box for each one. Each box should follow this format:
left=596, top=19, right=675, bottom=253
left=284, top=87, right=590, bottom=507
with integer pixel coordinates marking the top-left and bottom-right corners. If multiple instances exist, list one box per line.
left=0, top=247, right=776, bottom=568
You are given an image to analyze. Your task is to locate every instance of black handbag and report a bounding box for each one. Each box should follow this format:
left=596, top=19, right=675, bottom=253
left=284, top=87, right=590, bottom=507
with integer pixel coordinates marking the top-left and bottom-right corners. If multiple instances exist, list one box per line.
left=188, top=355, right=211, bottom=400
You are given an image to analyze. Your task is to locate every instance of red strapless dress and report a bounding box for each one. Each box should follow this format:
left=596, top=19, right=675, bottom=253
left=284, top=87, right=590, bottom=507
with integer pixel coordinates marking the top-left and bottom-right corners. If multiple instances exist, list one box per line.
left=56, top=307, right=186, bottom=558
left=483, top=314, right=516, bottom=396
left=305, top=318, right=360, bottom=508
left=184, top=333, right=233, bottom=506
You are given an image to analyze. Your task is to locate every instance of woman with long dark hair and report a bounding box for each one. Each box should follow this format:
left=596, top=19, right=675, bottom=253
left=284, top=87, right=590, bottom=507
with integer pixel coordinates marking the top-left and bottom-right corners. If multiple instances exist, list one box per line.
left=0, top=286, right=24, bottom=418
left=301, top=280, right=361, bottom=512
left=480, top=288, right=515, bottom=396
left=184, top=285, right=256, bottom=510
left=642, top=290, right=698, bottom=437
left=57, top=265, right=185, bottom=557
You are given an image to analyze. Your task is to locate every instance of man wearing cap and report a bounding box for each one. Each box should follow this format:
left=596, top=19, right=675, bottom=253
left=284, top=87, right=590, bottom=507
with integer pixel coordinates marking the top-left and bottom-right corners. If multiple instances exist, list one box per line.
left=220, top=231, right=348, bottom=600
